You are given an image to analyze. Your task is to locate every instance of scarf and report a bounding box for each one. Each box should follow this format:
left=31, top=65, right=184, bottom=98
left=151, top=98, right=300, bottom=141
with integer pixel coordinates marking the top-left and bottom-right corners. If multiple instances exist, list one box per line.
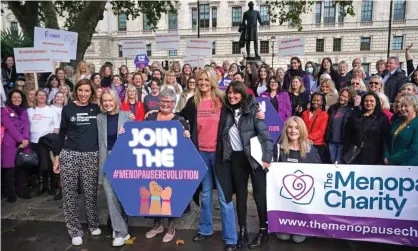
left=289, top=68, right=305, bottom=77
left=9, top=104, right=25, bottom=116
left=111, top=84, right=124, bottom=97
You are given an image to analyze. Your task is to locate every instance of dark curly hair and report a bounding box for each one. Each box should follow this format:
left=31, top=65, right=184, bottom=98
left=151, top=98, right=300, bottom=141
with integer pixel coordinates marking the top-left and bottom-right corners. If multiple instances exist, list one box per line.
left=5, top=89, right=28, bottom=108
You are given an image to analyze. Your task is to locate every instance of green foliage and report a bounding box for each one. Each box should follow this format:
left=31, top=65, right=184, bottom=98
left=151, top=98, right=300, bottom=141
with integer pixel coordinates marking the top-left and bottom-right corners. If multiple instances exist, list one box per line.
left=266, top=0, right=355, bottom=31
left=0, top=28, right=33, bottom=57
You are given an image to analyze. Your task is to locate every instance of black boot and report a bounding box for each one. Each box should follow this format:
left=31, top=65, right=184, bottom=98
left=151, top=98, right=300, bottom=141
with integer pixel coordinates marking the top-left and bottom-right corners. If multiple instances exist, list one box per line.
left=237, top=226, right=249, bottom=248
left=35, top=172, right=46, bottom=196
left=47, top=172, right=54, bottom=195
left=248, top=229, right=269, bottom=249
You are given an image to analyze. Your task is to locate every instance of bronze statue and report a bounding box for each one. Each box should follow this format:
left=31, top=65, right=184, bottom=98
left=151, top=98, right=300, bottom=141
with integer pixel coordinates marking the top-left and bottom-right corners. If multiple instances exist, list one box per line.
left=239, top=1, right=262, bottom=59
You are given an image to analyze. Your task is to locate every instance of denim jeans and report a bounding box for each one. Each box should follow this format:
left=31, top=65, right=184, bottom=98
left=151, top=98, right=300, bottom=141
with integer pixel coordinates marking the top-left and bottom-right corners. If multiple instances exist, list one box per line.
left=198, top=151, right=237, bottom=244
left=329, top=143, right=343, bottom=163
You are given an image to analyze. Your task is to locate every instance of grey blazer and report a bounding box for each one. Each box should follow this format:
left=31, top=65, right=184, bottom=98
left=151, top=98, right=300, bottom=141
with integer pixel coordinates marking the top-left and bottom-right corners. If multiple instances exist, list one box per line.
left=97, top=111, right=132, bottom=179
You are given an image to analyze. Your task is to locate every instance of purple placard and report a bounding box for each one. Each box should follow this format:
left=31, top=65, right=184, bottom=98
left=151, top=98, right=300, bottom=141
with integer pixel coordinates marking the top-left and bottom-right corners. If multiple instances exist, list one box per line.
left=256, top=97, right=283, bottom=143
left=219, top=78, right=232, bottom=91
left=268, top=210, right=418, bottom=247
left=134, top=54, right=149, bottom=68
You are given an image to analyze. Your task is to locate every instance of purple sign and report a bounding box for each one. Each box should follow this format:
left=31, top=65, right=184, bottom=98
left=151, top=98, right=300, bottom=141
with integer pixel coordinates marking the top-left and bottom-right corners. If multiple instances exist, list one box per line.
left=256, top=97, right=283, bottom=143
left=219, top=78, right=232, bottom=91
left=134, top=54, right=149, bottom=68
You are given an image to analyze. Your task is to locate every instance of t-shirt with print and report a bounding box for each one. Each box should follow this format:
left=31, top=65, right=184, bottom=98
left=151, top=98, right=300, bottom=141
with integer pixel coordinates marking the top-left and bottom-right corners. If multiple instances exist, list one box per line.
left=197, top=99, right=221, bottom=152
left=144, top=94, right=160, bottom=113
left=59, top=103, right=101, bottom=152
left=28, top=106, right=60, bottom=143
left=330, top=106, right=351, bottom=143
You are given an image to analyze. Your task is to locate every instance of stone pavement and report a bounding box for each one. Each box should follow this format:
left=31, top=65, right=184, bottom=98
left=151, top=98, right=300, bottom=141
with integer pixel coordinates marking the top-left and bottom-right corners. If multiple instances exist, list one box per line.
left=1, top=188, right=416, bottom=251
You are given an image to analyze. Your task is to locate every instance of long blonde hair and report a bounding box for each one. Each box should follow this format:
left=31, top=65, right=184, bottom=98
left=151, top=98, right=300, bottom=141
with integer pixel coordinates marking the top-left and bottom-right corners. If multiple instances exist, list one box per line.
left=163, top=70, right=176, bottom=86
left=279, top=116, right=312, bottom=158
left=75, top=60, right=91, bottom=82
left=124, top=84, right=138, bottom=104
left=194, top=67, right=224, bottom=111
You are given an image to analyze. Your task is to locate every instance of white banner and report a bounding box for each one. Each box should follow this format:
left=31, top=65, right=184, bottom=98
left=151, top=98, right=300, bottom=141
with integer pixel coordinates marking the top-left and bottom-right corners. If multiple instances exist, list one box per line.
left=266, top=162, right=418, bottom=246
left=36, top=40, right=71, bottom=63
left=121, top=40, right=146, bottom=57
left=183, top=55, right=205, bottom=68
left=277, top=37, right=305, bottom=57
left=14, top=48, right=54, bottom=73
left=155, top=33, right=180, bottom=51
left=185, top=39, right=213, bottom=57
left=34, top=27, right=78, bottom=60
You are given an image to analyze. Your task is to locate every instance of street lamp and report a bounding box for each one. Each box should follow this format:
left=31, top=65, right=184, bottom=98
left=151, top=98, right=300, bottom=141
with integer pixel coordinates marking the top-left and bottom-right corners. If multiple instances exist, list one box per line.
left=271, top=35, right=276, bottom=68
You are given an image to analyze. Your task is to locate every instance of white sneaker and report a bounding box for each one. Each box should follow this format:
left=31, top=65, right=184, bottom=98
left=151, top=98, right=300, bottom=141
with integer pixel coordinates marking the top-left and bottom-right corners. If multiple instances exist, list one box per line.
left=112, top=234, right=131, bottom=247
left=91, top=228, right=101, bottom=236
left=72, top=236, right=83, bottom=246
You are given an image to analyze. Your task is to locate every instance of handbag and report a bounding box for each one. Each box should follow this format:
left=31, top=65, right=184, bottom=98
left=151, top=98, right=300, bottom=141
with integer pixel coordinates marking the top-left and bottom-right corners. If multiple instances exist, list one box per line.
left=342, top=116, right=376, bottom=164
left=15, top=149, right=39, bottom=168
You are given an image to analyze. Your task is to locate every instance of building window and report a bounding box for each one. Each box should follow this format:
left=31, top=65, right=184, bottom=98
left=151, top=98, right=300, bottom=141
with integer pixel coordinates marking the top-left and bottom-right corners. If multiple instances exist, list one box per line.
left=260, top=5, right=269, bottom=25
left=232, top=7, right=242, bottom=27
left=315, top=2, right=322, bottom=24
left=212, top=7, right=217, bottom=27
left=393, top=0, right=406, bottom=20
left=10, top=21, right=18, bottom=33
left=146, top=44, right=152, bottom=57
left=333, top=38, right=341, bottom=52
left=392, top=36, right=404, bottom=50
left=360, top=37, right=371, bottom=51
left=143, top=15, right=152, bottom=30
left=168, top=12, right=177, bottom=30
left=118, top=13, right=127, bottom=31
left=361, top=0, right=373, bottom=22
left=324, top=1, right=335, bottom=24
left=212, top=42, right=216, bottom=55
left=362, top=63, right=370, bottom=74
left=169, top=50, right=177, bottom=56
left=199, top=4, right=210, bottom=28
left=260, top=41, right=269, bottom=54
left=316, top=39, right=325, bottom=52
left=338, top=5, right=344, bottom=23
left=118, top=45, right=123, bottom=57
left=192, top=8, right=197, bottom=28
left=232, top=42, right=241, bottom=54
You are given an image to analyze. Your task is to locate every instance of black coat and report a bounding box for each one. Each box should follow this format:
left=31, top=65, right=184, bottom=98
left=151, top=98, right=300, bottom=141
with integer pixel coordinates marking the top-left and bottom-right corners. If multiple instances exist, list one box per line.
left=242, top=9, right=262, bottom=41
left=342, top=111, right=391, bottom=165
left=221, top=97, right=273, bottom=169
left=288, top=91, right=310, bottom=116
left=178, top=97, right=234, bottom=204
left=384, top=69, right=409, bottom=103
left=325, top=104, right=357, bottom=143
left=272, top=143, right=321, bottom=163
left=318, top=70, right=341, bottom=91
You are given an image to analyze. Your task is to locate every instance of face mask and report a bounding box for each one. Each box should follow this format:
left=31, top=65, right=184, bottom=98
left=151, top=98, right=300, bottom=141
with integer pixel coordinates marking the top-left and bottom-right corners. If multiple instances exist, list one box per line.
left=306, top=67, right=313, bottom=74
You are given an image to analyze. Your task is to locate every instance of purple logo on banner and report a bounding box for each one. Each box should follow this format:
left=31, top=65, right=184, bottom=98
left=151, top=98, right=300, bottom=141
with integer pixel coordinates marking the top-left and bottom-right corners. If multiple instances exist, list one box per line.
left=219, top=78, right=232, bottom=91
left=256, top=97, right=283, bottom=143
left=103, top=121, right=207, bottom=217
left=134, top=54, right=149, bottom=68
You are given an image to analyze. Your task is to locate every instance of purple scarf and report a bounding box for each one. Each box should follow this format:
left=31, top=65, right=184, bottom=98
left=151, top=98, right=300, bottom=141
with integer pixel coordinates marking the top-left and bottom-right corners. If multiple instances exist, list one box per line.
left=8, top=104, right=25, bottom=116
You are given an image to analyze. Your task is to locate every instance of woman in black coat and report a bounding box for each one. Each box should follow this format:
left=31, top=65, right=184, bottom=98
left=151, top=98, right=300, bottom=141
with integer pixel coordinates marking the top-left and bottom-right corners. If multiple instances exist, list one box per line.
left=342, top=91, right=391, bottom=165
left=318, top=57, right=340, bottom=91
left=221, top=81, right=273, bottom=249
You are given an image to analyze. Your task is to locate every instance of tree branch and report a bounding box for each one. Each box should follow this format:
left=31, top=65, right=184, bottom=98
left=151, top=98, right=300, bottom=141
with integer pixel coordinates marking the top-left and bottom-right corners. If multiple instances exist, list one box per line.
left=40, top=1, right=59, bottom=29
left=5, top=1, right=39, bottom=39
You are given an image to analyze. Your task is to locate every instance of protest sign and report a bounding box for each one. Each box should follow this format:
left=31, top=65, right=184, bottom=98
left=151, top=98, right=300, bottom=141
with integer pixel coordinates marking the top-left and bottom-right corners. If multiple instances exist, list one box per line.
left=36, top=40, right=71, bottom=63
left=264, top=162, right=418, bottom=247
left=34, top=27, right=78, bottom=60
left=121, top=40, right=146, bottom=57
left=277, top=37, right=305, bottom=57
left=13, top=48, right=54, bottom=74
left=185, top=39, right=212, bottom=57
left=183, top=56, right=205, bottom=68
left=219, top=78, right=232, bottom=91
left=256, top=97, right=283, bottom=143
left=156, top=33, right=180, bottom=51
left=134, top=54, right=150, bottom=68
left=103, top=121, right=208, bottom=217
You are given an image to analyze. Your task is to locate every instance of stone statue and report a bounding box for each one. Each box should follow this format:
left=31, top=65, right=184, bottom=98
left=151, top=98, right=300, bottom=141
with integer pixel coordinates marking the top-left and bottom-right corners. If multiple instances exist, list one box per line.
left=239, top=1, right=262, bottom=59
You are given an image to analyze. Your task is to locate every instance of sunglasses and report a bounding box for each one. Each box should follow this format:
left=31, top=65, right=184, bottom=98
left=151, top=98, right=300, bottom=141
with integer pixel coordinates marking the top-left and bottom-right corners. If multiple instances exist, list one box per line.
left=369, top=82, right=380, bottom=85
left=352, top=82, right=360, bottom=85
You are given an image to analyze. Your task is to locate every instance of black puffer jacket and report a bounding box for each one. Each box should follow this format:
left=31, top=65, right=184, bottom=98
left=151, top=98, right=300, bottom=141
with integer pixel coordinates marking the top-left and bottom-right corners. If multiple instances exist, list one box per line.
left=220, top=96, right=273, bottom=169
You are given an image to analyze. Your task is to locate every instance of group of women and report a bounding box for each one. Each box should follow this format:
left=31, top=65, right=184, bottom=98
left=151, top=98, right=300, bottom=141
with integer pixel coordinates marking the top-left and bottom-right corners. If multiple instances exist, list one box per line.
left=1, top=52, right=418, bottom=251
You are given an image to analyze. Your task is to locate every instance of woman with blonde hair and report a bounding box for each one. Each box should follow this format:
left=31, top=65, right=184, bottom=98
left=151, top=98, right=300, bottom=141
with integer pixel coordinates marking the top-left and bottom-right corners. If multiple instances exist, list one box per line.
left=59, top=84, right=72, bottom=104
left=162, top=70, right=182, bottom=95
left=318, top=78, right=338, bottom=110
left=176, top=77, right=196, bottom=112
left=288, top=76, right=310, bottom=116
left=26, top=89, right=36, bottom=107
left=120, top=84, right=145, bottom=121
left=368, top=75, right=384, bottom=93
left=178, top=67, right=238, bottom=251
left=400, top=83, right=417, bottom=95
left=273, top=116, right=321, bottom=243
left=97, top=89, right=132, bottom=247
left=75, top=60, right=91, bottom=82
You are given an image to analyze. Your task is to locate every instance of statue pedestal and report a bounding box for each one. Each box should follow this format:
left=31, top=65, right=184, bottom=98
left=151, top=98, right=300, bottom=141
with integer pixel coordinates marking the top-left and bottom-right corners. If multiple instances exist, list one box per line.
left=246, top=57, right=263, bottom=65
